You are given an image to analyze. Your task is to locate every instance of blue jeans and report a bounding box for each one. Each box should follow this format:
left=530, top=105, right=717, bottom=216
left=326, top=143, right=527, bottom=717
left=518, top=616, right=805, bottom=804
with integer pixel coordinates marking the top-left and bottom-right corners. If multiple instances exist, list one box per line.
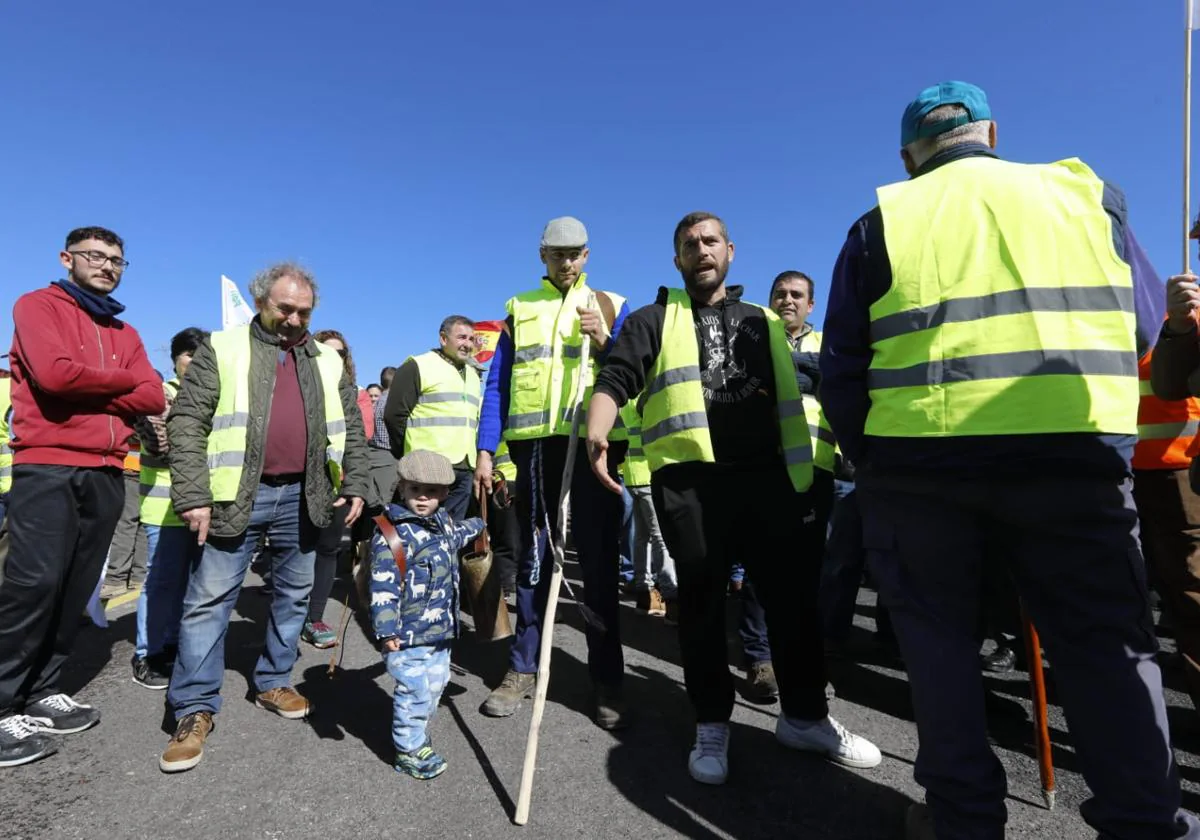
left=386, top=642, right=452, bottom=753
left=167, top=481, right=317, bottom=719
left=135, top=524, right=202, bottom=659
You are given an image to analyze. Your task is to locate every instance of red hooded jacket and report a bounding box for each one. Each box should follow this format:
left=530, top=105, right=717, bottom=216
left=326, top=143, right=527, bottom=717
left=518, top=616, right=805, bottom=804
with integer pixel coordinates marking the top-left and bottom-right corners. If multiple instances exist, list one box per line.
left=9, top=284, right=165, bottom=469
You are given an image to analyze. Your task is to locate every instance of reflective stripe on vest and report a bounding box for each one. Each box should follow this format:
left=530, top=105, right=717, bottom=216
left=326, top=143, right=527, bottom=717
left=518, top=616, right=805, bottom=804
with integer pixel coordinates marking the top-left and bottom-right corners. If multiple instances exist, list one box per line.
left=207, top=326, right=347, bottom=502
left=139, top=380, right=181, bottom=526
left=1134, top=349, right=1200, bottom=470
left=619, top=402, right=652, bottom=487
left=0, top=377, right=11, bottom=494
left=793, top=330, right=837, bottom=474
left=641, top=289, right=813, bottom=493
left=868, top=156, right=1137, bottom=438
left=404, top=351, right=481, bottom=467
left=493, top=439, right=517, bottom=482
left=504, top=274, right=627, bottom=442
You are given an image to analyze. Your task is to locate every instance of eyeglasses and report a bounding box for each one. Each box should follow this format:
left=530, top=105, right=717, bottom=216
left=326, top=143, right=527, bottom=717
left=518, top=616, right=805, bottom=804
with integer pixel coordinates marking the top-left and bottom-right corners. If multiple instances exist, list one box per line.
left=68, top=250, right=130, bottom=271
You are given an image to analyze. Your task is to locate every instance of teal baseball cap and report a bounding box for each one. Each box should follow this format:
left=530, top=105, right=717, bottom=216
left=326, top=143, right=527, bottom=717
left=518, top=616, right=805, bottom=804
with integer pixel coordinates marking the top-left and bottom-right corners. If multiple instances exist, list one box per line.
left=900, top=81, right=991, bottom=146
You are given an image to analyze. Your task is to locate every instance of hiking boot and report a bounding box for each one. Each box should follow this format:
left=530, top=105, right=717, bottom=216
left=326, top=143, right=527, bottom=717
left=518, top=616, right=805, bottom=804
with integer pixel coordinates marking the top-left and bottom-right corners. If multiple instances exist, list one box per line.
left=776, top=714, right=882, bottom=769
left=593, top=684, right=630, bottom=731
left=481, top=670, right=535, bottom=717
left=159, top=712, right=213, bottom=773
left=255, top=686, right=310, bottom=720
left=25, top=694, right=100, bottom=734
left=688, top=722, right=730, bottom=785
left=0, top=715, right=58, bottom=767
left=746, top=660, right=779, bottom=702
left=647, top=588, right=667, bottom=616
left=905, top=803, right=936, bottom=839
left=131, top=655, right=170, bottom=690
left=664, top=600, right=680, bottom=626
left=395, top=741, right=447, bottom=780
left=301, top=620, right=338, bottom=649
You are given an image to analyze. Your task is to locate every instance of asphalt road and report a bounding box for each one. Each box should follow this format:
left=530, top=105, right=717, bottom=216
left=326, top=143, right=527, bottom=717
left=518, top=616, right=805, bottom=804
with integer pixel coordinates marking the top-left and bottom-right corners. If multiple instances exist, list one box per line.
left=3, top=567, right=1199, bottom=840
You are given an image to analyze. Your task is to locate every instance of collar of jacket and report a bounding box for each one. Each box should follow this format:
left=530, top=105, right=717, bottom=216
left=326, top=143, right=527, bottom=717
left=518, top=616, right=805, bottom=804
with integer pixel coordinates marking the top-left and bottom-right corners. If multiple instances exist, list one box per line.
left=249, top=317, right=319, bottom=357
left=910, top=143, right=998, bottom=179
left=387, top=502, right=450, bottom=532
left=787, top=322, right=814, bottom=348
left=655, top=283, right=745, bottom=307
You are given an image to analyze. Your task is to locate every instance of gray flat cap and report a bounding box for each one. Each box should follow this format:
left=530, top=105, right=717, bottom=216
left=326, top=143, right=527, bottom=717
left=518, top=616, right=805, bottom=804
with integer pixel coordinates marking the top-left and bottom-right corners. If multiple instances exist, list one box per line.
left=397, top=450, right=455, bottom=486
left=540, top=216, right=588, bottom=248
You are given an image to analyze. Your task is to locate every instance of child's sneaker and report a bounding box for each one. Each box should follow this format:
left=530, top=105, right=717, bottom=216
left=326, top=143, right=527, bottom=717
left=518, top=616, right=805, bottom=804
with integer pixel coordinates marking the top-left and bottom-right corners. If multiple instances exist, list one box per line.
left=395, top=741, right=447, bottom=780
left=301, top=620, right=338, bottom=649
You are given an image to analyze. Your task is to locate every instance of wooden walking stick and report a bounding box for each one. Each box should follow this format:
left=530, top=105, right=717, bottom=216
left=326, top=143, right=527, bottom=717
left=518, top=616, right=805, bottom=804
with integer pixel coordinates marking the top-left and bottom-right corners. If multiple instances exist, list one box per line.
left=1021, top=603, right=1055, bottom=810
left=513, top=295, right=602, bottom=826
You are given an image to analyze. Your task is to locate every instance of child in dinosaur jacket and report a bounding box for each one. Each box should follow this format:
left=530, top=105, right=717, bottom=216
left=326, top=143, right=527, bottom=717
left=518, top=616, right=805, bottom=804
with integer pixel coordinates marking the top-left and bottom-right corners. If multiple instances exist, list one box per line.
left=368, top=449, right=483, bottom=780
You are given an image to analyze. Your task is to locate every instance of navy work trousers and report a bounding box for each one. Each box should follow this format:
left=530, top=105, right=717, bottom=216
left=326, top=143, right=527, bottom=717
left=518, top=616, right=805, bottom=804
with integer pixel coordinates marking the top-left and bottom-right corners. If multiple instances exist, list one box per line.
left=859, top=471, right=1200, bottom=840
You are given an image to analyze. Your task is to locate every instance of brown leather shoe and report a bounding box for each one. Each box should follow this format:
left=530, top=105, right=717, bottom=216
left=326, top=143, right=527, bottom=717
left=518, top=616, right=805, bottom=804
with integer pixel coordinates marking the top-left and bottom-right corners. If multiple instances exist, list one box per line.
left=159, top=712, right=213, bottom=773
left=647, top=588, right=667, bottom=617
left=255, top=686, right=310, bottom=720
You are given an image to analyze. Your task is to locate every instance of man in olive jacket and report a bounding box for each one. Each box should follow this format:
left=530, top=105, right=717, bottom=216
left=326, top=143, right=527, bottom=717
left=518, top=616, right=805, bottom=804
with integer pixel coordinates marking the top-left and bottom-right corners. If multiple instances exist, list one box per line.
left=158, top=263, right=372, bottom=774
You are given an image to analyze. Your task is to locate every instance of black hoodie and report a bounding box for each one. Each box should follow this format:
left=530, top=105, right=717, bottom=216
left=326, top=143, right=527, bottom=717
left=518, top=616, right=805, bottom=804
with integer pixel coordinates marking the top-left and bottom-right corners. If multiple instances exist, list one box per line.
left=593, top=285, right=781, bottom=467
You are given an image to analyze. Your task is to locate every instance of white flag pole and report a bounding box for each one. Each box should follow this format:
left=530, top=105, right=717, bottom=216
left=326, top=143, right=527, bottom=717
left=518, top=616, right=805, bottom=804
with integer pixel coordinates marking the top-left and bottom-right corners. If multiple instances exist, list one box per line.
left=1186, top=0, right=1194, bottom=273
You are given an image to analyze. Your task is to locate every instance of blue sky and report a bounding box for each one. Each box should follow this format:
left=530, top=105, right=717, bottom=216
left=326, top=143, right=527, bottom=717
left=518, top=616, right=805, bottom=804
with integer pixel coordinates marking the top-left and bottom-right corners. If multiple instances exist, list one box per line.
left=0, top=1, right=1192, bottom=382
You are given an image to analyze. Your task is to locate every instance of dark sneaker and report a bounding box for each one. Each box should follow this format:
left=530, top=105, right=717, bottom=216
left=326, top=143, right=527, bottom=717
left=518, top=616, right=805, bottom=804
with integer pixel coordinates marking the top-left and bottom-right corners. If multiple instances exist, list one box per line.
left=301, top=620, right=338, bottom=649
left=746, top=660, right=780, bottom=702
left=255, top=686, right=310, bottom=720
left=593, top=684, right=630, bottom=731
left=481, top=670, right=535, bottom=717
left=160, top=712, right=213, bottom=773
left=635, top=589, right=651, bottom=611
left=0, top=715, right=58, bottom=767
left=981, top=646, right=1017, bottom=673
left=25, top=694, right=100, bottom=734
left=395, top=741, right=447, bottom=780
left=131, top=655, right=170, bottom=690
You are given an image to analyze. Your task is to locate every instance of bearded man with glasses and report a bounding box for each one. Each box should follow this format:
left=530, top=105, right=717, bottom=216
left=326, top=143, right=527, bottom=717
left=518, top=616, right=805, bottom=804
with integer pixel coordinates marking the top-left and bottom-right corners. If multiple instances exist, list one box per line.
left=0, top=226, right=164, bottom=768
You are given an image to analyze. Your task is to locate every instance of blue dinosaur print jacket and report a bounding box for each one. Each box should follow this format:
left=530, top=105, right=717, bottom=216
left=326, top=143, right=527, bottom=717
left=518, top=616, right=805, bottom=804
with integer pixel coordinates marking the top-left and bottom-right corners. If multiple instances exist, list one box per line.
left=368, top=503, right=484, bottom=649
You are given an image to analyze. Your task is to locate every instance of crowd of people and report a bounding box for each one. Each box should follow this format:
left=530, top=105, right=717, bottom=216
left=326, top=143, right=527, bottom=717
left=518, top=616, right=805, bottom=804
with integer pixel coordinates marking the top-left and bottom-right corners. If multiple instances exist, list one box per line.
left=3, top=79, right=1200, bottom=839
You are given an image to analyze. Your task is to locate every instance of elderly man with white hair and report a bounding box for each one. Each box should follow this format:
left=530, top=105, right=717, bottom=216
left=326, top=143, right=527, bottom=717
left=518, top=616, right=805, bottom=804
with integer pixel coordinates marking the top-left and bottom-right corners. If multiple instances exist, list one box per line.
left=158, top=262, right=372, bottom=774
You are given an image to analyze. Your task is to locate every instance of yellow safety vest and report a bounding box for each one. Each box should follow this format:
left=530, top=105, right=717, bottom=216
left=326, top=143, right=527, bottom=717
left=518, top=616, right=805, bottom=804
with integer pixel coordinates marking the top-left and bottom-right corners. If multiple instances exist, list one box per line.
left=641, top=288, right=814, bottom=493
left=505, top=273, right=628, bottom=442
left=207, top=325, right=347, bottom=502
left=494, top=439, right=517, bottom=483
left=792, top=330, right=837, bottom=474
left=0, top=377, right=12, bottom=494
left=619, top=401, right=652, bottom=487
left=140, top=380, right=181, bottom=526
left=404, top=351, right=481, bottom=468
left=869, top=157, right=1137, bottom=437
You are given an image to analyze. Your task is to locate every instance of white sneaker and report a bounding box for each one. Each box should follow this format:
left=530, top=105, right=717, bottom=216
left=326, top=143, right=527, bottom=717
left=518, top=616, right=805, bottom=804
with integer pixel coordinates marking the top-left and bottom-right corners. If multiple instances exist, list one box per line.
left=687, top=723, right=730, bottom=785
left=775, top=714, right=882, bottom=769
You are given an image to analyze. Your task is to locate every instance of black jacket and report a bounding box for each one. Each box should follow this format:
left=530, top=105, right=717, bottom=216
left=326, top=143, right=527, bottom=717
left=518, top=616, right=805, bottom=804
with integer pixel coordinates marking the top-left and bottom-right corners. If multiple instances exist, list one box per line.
left=594, top=285, right=781, bottom=467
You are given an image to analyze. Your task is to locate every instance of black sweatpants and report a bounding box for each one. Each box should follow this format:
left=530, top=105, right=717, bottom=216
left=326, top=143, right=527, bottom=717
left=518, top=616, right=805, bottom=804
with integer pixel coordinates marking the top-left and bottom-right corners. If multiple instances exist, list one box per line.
left=0, top=464, right=124, bottom=715
left=653, top=461, right=829, bottom=723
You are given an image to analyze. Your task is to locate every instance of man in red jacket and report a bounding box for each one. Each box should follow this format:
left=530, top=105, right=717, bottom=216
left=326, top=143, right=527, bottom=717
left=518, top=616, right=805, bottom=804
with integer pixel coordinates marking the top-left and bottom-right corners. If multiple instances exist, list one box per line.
left=0, top=226, right=164, bottom=768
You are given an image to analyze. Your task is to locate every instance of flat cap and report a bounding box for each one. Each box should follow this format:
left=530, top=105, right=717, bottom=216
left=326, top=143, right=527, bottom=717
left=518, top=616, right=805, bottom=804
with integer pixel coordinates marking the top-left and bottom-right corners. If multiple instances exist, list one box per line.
left=396, top=450, right=455, bottom=486
left=540, top=216, right=588, bottom=248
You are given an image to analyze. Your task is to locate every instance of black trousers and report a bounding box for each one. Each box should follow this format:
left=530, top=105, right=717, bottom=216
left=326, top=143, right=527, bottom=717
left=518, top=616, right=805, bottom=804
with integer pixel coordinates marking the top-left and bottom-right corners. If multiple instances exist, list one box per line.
left=0, top=465, right=124, bottom=714
left=653, top=462, right=829, bottom=723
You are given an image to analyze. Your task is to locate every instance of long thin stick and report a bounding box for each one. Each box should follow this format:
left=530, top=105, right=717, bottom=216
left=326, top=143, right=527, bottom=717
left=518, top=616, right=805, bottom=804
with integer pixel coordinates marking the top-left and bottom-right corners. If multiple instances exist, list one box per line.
left=1021, top=605, right=1055, bottom=810
left=514, top=296, right=599, bottom=826
left=1187, top=0, right=1194, bottom=273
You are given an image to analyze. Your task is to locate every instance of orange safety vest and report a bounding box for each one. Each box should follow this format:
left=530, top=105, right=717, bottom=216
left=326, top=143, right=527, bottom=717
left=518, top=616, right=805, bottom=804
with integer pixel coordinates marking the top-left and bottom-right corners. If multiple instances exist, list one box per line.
left=1133, top=350, right=1200, bottom=470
